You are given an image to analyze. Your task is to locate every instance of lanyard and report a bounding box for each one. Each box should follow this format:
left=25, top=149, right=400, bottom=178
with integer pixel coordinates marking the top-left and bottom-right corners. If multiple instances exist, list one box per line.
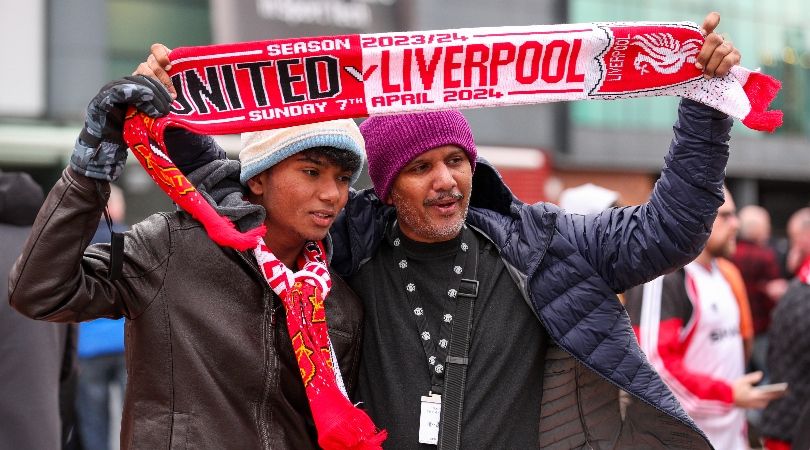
left=391, top=223, right=477, bottom=394
left=95, top=181, right=124, bottom=281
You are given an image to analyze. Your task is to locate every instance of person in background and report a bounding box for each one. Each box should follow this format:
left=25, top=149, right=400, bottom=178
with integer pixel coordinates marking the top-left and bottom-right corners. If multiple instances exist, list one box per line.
left=730, top=204, right=789, bottom=443
left=0, top=170, right=79, bottom=450
left=558, top=183, right=620, bottom=214
left=76, top=183, right=129, bottom=450
left=731, top=205, right=788, bottom=377
left=760, top=207, right=810, bottom=450
left=625, top=187, right=783, bottom=450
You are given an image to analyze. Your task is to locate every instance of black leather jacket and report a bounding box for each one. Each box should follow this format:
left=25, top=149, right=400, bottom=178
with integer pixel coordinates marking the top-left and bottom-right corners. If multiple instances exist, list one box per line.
left=9, top=167, right=363, bottom=449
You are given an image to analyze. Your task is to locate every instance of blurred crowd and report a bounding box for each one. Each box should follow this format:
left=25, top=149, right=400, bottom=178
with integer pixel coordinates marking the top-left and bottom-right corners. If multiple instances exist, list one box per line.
left=561, top=182, right=810, bottom=450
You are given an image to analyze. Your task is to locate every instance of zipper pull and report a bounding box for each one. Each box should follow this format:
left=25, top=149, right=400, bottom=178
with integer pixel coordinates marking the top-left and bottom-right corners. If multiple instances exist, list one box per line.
left=269, top=294, right=277, bottom=326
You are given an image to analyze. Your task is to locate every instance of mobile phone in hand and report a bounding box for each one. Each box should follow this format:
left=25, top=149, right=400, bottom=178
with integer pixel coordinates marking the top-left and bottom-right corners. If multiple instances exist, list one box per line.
left=755, top=382, right=788, bottom=394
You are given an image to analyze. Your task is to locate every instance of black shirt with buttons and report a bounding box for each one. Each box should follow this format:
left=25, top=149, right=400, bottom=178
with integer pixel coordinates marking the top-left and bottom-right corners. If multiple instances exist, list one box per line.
left=348, top=223, right=548, bottom=449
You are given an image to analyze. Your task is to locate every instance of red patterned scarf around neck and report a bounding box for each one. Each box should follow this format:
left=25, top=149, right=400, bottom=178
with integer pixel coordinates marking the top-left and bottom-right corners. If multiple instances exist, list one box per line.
left=253, top=238, right=386, bottom=449
left=122, top=21, right=784, bottom=251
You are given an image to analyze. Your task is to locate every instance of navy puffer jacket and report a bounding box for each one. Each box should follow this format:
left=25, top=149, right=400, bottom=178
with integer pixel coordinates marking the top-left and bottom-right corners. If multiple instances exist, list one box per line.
left=331, top=99, right=730, bottom=449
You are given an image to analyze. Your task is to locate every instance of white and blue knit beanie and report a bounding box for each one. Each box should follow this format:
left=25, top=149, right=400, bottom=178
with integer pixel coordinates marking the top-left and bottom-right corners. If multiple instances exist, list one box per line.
left=239, top=119, right=365, bottom=185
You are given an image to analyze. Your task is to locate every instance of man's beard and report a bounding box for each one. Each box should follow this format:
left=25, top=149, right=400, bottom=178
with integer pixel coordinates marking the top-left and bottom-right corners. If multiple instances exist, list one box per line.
left=393, top=190, right=469, bottom=242
left=709, top=238, right=736, bottom=259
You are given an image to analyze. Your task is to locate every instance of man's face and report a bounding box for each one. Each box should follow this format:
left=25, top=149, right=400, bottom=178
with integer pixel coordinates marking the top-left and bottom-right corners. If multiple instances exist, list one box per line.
left=387, top=145, right=472, bottom=243
left=788, top=213, right=810, bottom=265
left=248, top=152, right=352, bottom=246
left=705, top=190, right=739, bottom=259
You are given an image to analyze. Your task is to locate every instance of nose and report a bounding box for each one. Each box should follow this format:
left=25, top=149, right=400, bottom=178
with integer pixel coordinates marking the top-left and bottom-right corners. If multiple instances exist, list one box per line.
left=318, top=178, right=340, bottom=204
left=431, top=163, right=457, bottom=192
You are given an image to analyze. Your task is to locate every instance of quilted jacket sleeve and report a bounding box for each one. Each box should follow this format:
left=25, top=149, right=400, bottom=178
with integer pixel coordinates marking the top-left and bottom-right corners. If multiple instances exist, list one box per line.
left=8, top=167, right=169, bottom=322
left=561, top=98, right=732, bottom=293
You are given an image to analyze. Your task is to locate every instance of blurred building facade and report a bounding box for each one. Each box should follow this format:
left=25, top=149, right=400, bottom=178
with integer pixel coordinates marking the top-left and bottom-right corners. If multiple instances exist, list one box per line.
left=0, top=0, right=807, bottom=232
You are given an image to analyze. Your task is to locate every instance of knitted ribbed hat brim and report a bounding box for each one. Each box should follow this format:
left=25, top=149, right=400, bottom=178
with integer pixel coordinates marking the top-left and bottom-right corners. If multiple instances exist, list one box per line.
left=239, top=119, right=365, bottom=185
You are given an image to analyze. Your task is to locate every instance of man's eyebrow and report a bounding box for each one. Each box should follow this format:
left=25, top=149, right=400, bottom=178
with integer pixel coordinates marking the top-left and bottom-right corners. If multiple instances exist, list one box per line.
left=405, top=149, right=465, bottom=167
left=405, top=157, right=426, bottom=167
left=295, top=154, right=326, bottom=165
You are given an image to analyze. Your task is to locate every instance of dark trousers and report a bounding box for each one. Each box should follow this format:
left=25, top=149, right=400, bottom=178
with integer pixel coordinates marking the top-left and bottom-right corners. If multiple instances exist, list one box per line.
left=76, top=354, right=126, bottom=450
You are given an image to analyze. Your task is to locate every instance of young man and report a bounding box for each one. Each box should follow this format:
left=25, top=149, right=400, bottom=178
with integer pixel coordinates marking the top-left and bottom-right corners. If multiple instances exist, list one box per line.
left=8, top=76, right=369, bottom=449
left=143, top=11, right=742, bottom=448
left=625, top=188, right=783, bottom=450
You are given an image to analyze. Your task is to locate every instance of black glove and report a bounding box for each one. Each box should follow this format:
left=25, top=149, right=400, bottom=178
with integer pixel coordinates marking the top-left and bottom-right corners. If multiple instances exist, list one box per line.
left=70, top=75, right=172, bottom=181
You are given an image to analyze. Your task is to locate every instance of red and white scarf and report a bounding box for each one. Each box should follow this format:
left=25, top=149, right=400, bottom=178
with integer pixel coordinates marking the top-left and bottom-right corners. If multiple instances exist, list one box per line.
left=122, top=21, right=783, bottom=250
left=253, top=238, right=386, bottom=449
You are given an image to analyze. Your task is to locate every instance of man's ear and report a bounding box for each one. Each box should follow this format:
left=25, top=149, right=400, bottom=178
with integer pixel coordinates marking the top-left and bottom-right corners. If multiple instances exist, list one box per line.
left=246, top=173, right=264, bottom=196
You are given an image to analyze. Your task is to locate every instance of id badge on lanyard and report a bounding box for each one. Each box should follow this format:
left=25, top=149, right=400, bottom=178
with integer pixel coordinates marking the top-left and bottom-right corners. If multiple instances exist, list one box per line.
left=419, top=393, right=442, bottom=444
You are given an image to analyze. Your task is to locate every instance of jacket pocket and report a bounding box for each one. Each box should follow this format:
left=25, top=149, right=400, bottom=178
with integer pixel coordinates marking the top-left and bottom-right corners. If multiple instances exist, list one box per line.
left=170, top=412, right=190, bottom=450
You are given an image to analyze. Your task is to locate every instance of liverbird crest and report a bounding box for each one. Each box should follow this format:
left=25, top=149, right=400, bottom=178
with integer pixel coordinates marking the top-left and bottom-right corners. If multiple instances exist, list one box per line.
left=631, top=32, right=702, bottom=75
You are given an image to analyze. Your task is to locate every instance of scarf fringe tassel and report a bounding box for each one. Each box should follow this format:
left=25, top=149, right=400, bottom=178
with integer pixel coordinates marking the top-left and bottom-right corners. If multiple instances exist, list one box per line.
left=741, top=71, right=783, bottom=133
left=311, top=389, right=388, bottom=450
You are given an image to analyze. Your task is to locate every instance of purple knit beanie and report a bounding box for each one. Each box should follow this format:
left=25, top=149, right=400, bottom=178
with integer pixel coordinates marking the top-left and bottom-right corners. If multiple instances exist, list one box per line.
left=360, top=110, right=477, bottom=201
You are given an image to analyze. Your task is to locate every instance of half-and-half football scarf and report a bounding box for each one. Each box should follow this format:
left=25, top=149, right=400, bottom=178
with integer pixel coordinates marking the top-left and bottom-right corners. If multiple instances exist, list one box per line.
left=123, top=21, right=783, bottom=251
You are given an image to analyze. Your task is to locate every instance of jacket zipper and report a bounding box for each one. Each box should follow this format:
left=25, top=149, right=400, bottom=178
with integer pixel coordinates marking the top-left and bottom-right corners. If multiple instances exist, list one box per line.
left=238, top=251, right=276, bottom=450
left=259, top=292, right=275, bottom=450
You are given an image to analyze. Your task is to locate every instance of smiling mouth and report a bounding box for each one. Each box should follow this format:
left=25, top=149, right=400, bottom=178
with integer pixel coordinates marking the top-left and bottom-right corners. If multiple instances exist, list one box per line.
left=310, top=210, right=335, bottom=226
left=429, top=199, right=459, bottom=215
left=425, top=192, right=463, bottom=207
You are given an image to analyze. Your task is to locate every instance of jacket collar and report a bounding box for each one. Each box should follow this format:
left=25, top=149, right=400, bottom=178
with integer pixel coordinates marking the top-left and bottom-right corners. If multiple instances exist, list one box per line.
left=470, top=156, right=519, bottom=216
